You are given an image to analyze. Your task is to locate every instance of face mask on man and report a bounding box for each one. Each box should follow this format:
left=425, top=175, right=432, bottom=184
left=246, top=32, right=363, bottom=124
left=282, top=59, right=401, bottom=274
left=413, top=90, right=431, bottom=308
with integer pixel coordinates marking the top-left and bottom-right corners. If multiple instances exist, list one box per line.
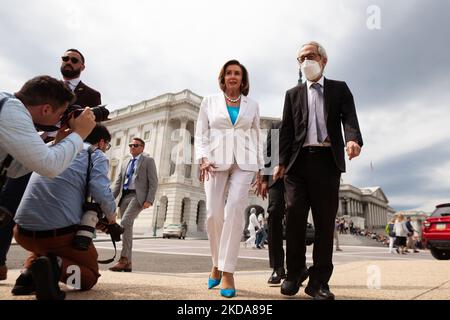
left=301, top=60, right=322, bottom=81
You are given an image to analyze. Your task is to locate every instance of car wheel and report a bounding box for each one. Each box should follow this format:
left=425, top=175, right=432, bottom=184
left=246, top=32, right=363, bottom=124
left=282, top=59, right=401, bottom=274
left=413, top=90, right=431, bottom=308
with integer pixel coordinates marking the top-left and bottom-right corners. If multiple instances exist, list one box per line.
left=430, top=248, right=450, bottom=260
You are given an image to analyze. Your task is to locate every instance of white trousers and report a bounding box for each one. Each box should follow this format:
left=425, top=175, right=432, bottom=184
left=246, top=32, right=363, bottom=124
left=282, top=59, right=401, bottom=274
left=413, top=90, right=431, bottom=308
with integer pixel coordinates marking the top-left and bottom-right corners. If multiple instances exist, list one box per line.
left=246, top=228, right=257, bottom=248
left=204, top=164, right=255, bottom=273
left=389, top=236, right=395, bottom=253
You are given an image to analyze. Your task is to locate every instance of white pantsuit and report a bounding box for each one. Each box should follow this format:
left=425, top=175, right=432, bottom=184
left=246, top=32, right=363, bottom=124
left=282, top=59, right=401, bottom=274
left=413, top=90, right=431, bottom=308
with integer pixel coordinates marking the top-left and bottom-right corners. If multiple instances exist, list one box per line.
left=195, top=93, right=264, bottom=273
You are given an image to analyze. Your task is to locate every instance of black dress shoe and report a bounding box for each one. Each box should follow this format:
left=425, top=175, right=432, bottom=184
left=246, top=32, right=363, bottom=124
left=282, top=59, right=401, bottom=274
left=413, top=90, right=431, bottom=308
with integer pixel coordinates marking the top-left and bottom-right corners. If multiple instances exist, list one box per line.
left=30, top=255, right=65, bottom=300
left=305, top=283, right=335, bottom=300
left=280, top=268, right=309, bottom=296
left=11, top=268, right=35, bottom=296
left=267, top=268, right=286, bottom=284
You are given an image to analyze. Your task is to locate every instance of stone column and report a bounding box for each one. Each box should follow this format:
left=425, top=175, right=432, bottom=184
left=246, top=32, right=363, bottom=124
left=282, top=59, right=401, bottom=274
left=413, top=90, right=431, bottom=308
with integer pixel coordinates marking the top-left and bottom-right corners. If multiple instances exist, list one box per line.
left=191, top=120, right=199, bottom=185
left=374, top=205, right=378, bottom=227
left=120, top=128, right=129, bottom=166
left=186, top=197, right=198, bottom=236
left=165, top=192, right=183, bottom=224
left=148, top=122, right=156, bottom=157
left=175, top=118, right=188, bottom=178
left=153, top=120, right=165, bottom=176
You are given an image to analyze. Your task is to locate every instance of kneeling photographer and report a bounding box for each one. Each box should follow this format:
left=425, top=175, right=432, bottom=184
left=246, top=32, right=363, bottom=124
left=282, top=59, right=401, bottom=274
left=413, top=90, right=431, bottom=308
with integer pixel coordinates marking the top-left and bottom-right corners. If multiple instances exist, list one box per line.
left=12, top=125, right=117, bottom=300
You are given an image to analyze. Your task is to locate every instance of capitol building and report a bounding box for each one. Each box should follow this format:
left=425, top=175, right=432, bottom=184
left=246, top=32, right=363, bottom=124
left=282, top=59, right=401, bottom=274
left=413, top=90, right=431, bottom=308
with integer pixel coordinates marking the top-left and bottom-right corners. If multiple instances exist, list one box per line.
left=105, top=89, right=395, bottom=237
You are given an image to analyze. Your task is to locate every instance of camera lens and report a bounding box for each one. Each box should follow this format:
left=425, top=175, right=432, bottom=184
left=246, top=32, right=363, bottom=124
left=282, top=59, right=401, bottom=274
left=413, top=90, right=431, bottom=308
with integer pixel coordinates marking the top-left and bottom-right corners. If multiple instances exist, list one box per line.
left=91, top=106, right=110, bottom=122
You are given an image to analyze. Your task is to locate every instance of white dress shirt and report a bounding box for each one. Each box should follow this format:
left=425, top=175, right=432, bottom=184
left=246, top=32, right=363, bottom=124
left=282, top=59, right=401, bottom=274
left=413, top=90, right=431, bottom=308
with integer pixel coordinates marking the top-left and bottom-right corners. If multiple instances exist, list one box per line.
left=303, top=76, right=331, bottom=147
left=64, top=77, right=81, bottom=92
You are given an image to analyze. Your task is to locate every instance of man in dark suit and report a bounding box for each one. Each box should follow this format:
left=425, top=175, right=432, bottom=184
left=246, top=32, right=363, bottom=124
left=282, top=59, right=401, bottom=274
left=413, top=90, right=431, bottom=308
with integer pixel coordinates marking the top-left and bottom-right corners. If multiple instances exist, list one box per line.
left=274, top=42, right=363, bottom=300
left=110, top=138, right=158, bottom=272
left=60, top=48, right=101, bottom=108
left=259, top=121, right=287, bottom=284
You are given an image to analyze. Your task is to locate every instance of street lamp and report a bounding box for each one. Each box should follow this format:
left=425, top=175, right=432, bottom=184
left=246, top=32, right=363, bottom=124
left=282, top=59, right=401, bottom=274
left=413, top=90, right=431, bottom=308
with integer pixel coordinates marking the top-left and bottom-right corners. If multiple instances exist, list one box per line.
left=153, top=203, right=160, bottom=237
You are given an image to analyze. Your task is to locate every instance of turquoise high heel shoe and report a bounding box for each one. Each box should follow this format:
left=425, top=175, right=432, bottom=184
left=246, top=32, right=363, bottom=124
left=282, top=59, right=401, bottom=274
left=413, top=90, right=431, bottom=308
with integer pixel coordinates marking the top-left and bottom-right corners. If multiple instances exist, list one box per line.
left=208, top=275, right=222, bottom=289
left=220, top=288, right=236, bottom=298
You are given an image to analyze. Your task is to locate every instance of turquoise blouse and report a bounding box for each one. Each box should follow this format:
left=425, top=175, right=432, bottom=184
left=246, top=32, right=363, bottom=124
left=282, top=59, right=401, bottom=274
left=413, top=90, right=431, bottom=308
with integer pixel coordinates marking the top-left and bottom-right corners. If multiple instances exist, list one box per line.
left=227, top=106, right=240, bottom=125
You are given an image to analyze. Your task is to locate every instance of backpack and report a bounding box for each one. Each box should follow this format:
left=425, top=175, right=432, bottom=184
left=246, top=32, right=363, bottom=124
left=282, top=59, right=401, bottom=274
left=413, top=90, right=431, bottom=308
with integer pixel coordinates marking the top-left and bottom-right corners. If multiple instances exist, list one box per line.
left=386, top=223, right=395, bottom=237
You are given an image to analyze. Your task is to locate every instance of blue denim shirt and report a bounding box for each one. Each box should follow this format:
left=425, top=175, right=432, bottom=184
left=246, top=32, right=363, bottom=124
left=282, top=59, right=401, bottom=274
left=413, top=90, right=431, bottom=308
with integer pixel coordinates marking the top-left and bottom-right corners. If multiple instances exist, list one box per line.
left=15, top=143, right=116, bottom=230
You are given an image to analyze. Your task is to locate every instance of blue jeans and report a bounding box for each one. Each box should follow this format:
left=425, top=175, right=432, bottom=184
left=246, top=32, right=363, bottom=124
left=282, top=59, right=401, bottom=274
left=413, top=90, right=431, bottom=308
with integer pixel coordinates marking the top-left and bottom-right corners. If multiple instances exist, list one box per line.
left=256, top=228, right=268, bottom=247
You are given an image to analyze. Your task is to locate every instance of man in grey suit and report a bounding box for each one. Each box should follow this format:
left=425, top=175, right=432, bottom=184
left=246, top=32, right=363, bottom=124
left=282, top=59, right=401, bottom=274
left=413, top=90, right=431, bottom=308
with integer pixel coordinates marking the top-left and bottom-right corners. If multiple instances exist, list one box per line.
left=110, top=138, right=158, bottom=272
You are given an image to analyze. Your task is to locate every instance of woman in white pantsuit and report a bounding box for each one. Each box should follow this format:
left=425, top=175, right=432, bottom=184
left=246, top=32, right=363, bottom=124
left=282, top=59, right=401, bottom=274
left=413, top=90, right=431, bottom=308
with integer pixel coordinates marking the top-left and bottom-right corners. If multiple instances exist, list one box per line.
left=194, top=60, right=264, bottom=298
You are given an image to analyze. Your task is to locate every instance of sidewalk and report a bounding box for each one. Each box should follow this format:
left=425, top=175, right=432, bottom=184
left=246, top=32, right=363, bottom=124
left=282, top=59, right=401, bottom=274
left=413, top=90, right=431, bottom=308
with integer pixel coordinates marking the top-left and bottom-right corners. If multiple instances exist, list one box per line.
left=1, top=259, right=449, bottom=300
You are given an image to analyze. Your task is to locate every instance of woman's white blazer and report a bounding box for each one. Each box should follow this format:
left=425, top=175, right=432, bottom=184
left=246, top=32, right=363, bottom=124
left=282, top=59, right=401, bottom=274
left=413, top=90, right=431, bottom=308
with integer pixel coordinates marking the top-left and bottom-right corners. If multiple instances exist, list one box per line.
left=194, top=93, right=264, bottom=172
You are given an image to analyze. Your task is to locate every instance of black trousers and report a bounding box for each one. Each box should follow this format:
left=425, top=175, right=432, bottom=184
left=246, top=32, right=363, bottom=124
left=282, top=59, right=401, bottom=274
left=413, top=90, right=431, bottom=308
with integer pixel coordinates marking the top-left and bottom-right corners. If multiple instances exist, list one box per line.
left=284, top=148, right=341, bottom=285
left=267, top=179, right=285, bottom=270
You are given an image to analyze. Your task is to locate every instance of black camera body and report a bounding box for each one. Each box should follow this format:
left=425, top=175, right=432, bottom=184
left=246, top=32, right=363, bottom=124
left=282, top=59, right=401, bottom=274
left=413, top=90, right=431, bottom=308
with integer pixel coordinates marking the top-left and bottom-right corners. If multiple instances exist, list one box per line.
left=97, top=217, right=124, bottom=242
left=60, top=104, right=110, bottom=128
left=34, top=104, right=110, bottom=133
left=73, top=202, right=123, bottom=251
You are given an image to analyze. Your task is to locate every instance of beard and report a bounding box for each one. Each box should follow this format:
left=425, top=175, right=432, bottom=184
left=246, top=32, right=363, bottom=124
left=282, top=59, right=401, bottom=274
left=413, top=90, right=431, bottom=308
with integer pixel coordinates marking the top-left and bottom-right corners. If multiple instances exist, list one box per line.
left=60, top=66, right=81, bottom=78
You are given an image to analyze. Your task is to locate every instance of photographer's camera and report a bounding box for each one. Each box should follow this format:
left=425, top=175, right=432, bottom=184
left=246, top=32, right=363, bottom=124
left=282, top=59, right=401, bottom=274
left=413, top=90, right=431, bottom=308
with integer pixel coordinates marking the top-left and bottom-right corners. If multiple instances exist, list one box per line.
left=73, top=202, right=124, bottom=251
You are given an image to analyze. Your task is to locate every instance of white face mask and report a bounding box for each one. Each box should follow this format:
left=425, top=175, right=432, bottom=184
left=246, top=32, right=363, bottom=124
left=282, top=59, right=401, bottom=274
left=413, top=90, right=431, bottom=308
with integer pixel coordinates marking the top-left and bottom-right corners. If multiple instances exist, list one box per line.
left=301, top=60, right=322, bottom=81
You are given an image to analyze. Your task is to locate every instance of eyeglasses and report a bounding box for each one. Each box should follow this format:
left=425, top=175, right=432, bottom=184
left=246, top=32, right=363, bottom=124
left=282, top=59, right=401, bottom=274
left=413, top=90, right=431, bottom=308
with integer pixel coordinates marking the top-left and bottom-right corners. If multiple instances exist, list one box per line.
left=297, top=53, right=320, bottom=63
left=61, top=56, right=81, bottom=64
left=128, top=144, right=143, bottom=148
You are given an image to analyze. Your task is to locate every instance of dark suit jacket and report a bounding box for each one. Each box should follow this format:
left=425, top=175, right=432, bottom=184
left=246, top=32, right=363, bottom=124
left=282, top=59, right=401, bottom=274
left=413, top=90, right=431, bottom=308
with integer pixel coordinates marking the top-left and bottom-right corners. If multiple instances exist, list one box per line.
left=73, top=81, right=101, bottom=108
left=262, top=121, right=282, bottom=187
left=279, top=78, right=363, bottom=173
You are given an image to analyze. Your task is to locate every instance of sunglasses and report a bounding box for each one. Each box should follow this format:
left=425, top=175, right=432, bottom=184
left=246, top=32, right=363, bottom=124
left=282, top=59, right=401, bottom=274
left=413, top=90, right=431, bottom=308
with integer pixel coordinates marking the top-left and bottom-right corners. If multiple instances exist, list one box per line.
left=61, top=56, right=81, bottom=64
left=129, top=144, right=143, bottom=148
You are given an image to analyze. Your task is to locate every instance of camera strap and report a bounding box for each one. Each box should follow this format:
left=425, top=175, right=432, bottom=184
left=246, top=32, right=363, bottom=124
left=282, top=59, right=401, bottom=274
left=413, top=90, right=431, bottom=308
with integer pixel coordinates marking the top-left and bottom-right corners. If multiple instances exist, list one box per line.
left=85, top=147, right=118, bottom=264
left=0, top=97, right=13, bottom=191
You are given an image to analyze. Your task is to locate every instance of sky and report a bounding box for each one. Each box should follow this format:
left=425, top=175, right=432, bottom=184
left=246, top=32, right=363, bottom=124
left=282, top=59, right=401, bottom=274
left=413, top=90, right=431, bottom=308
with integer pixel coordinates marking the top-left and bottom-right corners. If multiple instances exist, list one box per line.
left=1, top=0, right=449, bottom=212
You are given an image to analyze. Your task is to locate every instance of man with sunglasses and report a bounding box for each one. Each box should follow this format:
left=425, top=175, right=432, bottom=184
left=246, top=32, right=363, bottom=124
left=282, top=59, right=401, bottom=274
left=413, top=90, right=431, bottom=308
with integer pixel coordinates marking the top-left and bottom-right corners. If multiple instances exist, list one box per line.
left=60, top=48, right=101, bottom=108
left=0, top=49, right=101, bottom=283
left=110, top=138, right=158, bottom=272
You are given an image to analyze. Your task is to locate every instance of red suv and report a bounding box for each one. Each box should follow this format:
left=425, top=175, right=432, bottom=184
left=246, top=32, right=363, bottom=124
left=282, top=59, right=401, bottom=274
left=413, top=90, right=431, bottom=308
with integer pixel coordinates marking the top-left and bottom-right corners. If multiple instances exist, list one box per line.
left=422, top=203, right=450, bottom=260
